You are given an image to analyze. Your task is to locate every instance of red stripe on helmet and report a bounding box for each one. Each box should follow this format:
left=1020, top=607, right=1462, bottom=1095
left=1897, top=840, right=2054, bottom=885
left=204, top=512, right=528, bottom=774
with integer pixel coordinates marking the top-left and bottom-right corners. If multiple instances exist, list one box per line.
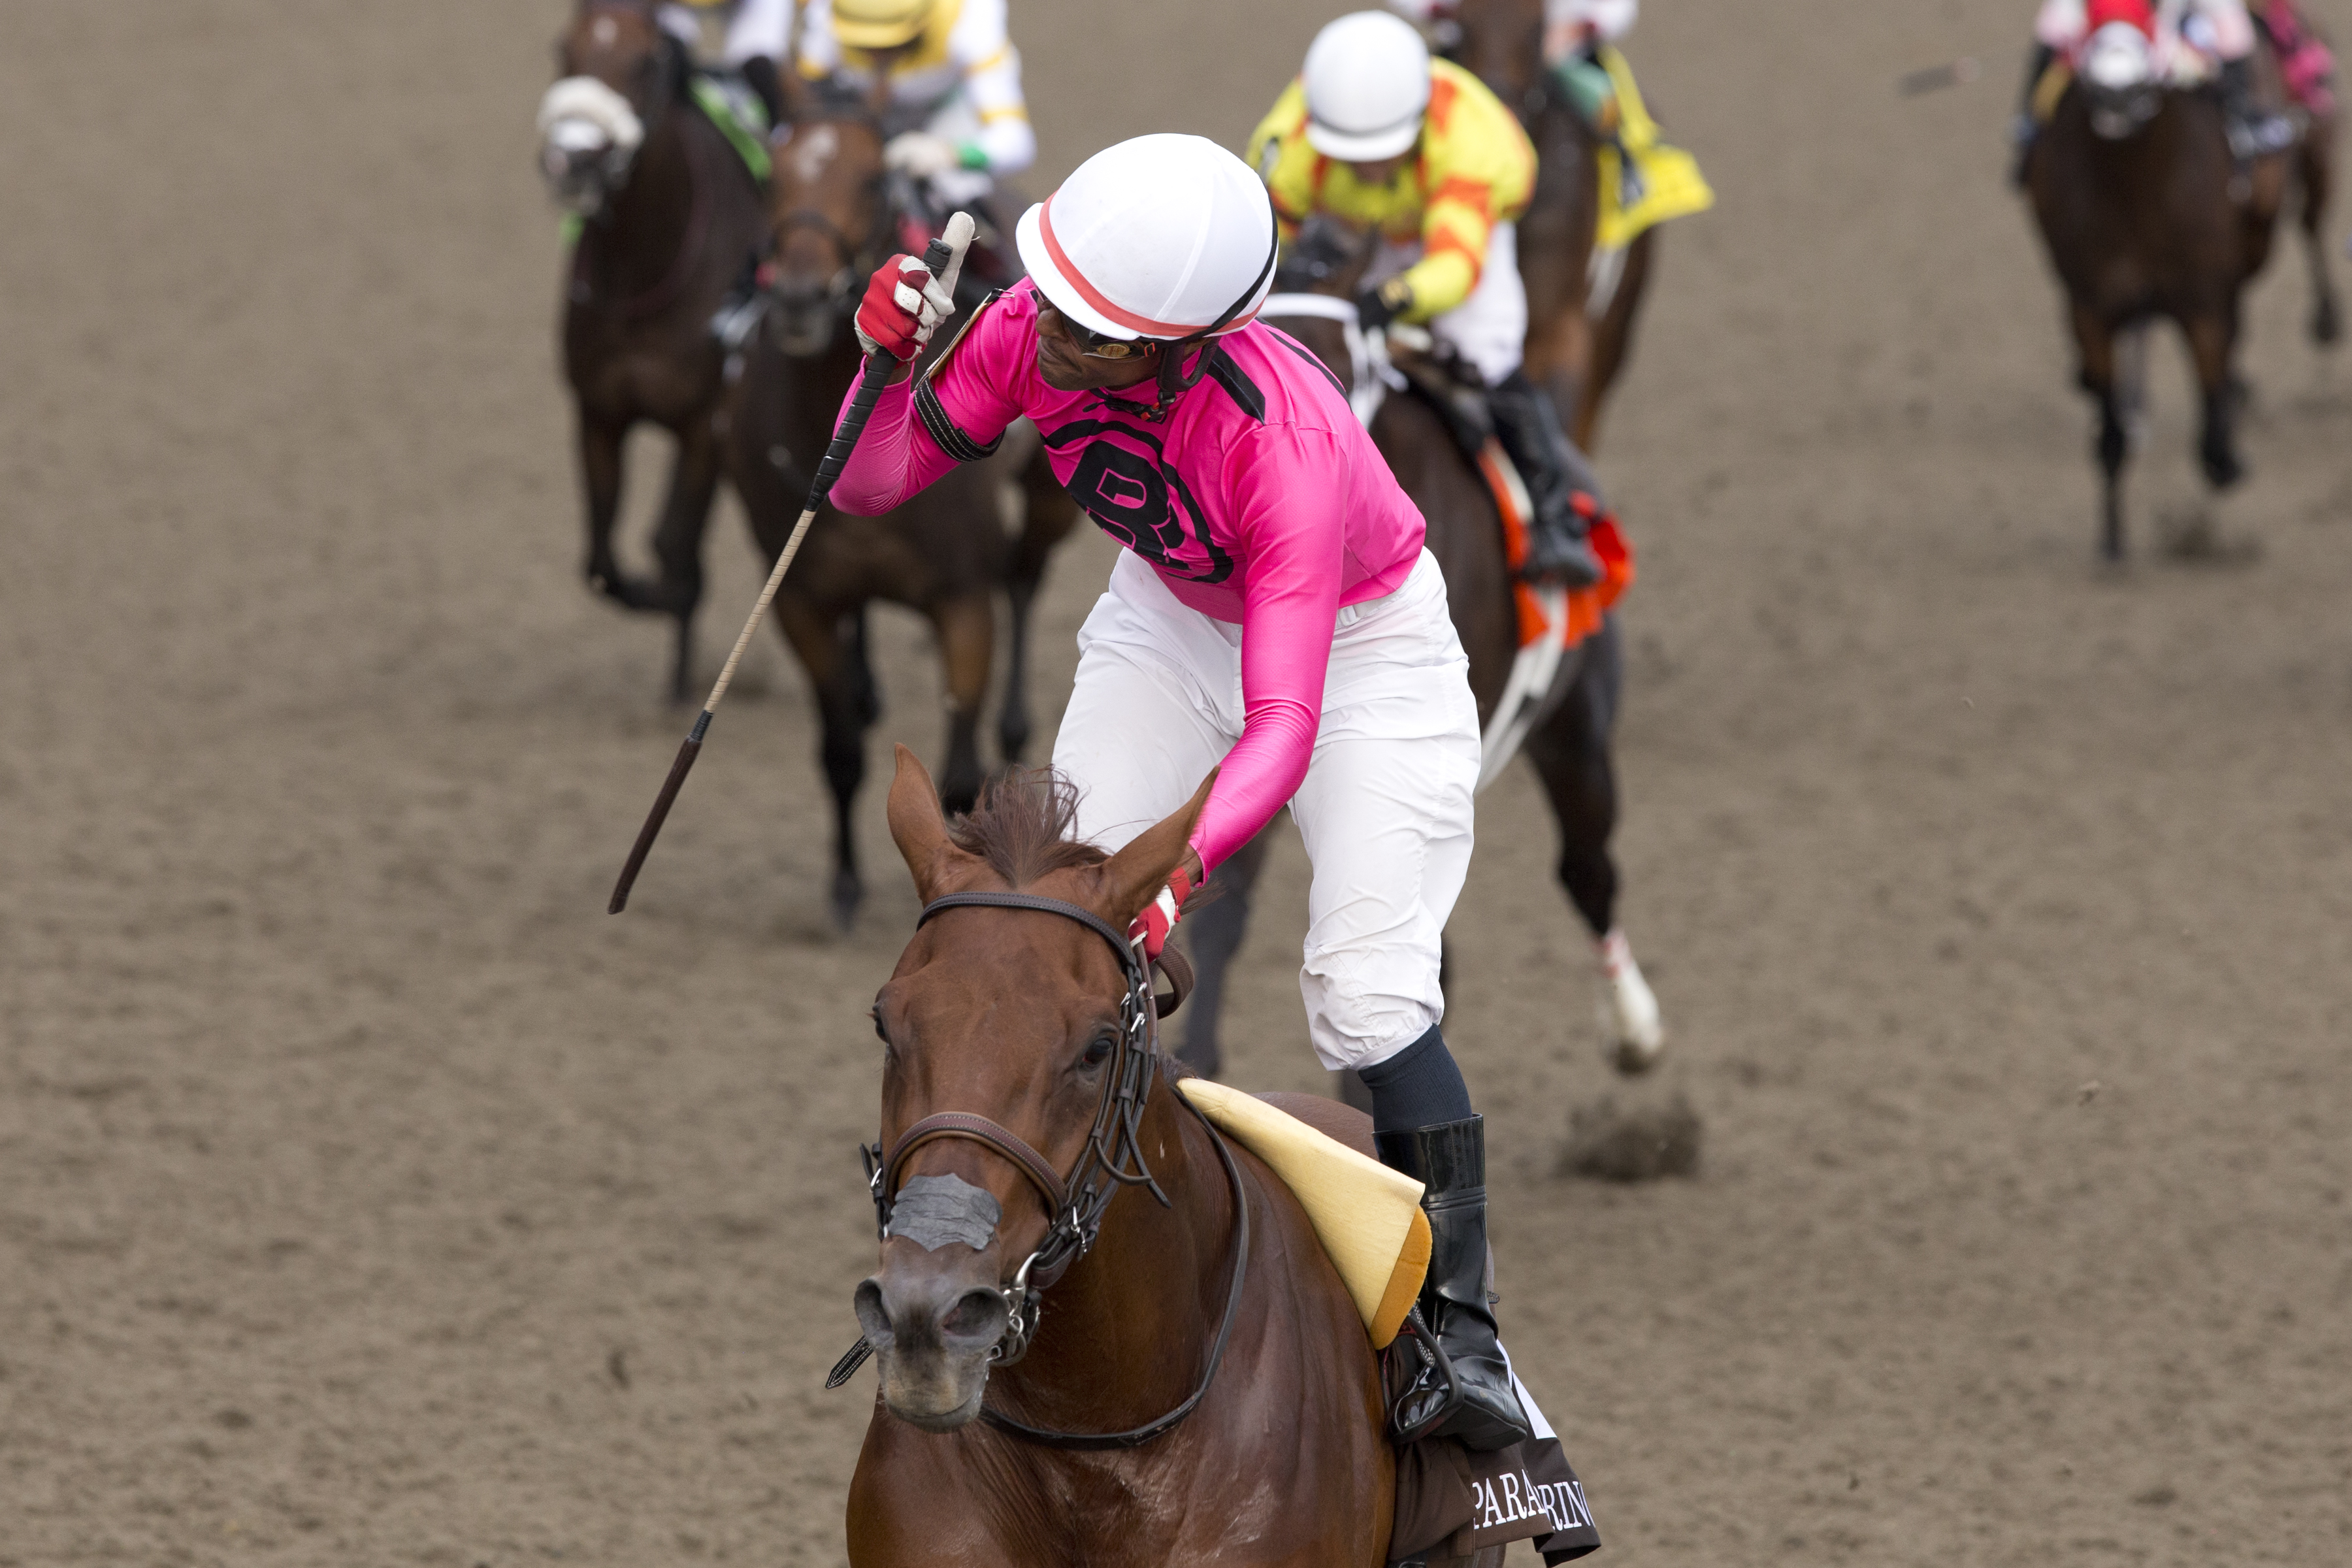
left=1039, top=192, right=1257, bottom=340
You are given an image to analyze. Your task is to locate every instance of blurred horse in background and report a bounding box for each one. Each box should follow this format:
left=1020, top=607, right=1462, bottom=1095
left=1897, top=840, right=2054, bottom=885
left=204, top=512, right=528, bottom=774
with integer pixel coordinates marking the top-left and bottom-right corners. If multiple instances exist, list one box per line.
left=726, top=79, right=1078, bottom=927
left=540, top=0, right=770, bottom=701
left=1449, top=0, right=1658, bottom=453
left=2023, top=20, right=2318, bottom=557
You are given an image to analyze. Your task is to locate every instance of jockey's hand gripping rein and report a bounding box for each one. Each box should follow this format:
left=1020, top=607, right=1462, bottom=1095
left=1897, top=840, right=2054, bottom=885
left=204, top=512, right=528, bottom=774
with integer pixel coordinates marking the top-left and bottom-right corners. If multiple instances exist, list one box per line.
left=607, top=214, right=977, bottom=914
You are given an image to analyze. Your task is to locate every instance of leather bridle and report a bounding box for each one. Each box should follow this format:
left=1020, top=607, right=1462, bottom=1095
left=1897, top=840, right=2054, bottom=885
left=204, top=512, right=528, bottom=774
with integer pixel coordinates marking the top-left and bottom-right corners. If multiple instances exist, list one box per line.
left=830, top=889, right=1252, bottom=1450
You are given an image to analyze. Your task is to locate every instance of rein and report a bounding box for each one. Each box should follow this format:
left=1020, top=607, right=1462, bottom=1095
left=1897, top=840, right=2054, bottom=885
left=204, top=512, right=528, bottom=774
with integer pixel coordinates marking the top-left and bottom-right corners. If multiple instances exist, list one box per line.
left=836, top=889, right=1253, bottom=1451
left=1260, top=291, right=1413, bottom=428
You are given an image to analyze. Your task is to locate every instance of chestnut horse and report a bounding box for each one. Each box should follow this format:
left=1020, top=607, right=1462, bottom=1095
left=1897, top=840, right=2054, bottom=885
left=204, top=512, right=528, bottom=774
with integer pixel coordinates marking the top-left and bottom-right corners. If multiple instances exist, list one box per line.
left=542, top=0, right=770, bottom=701
left=847, top=749, right=1403, bottom=1564
left=725, top=84, right=1079, bottom=925
left=1451, top=0, right=1658, bottom=453
left=2023, top=43, right=2308, bottom=557
left=1179, top=218, right=1659, bottom=1084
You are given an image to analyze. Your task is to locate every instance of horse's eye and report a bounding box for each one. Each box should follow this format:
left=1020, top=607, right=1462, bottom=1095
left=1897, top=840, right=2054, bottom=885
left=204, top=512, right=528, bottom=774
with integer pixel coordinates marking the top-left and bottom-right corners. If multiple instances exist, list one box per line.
left=1080, top=1036, right=1114, bottom=1069
left=872, top=1010, right=889, bottom=1045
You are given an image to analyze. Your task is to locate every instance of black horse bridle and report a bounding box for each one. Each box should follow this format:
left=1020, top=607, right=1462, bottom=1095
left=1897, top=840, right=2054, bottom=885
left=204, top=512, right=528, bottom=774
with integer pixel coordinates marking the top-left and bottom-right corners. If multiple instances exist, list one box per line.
left=828, top=890, right=1252, bottom=1450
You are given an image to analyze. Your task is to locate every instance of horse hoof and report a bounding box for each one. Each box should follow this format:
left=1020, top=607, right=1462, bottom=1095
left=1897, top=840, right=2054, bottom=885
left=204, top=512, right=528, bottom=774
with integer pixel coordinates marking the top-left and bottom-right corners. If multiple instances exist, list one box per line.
left=830, top=870, right=863, bottom=932
left=2315, top=302, right=2343, bottom=346
left=2200, top=448, right=2246, bottom=490
left=1597, top=932, right=1665, bottom=1076
left=591, top=572, right=664, bottom=612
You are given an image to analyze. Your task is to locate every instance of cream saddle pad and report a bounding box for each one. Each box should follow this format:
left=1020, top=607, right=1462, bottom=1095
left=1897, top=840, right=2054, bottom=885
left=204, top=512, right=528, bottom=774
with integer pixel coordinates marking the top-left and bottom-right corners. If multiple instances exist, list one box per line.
left=1177, top=1079, right=1431, bottom=1348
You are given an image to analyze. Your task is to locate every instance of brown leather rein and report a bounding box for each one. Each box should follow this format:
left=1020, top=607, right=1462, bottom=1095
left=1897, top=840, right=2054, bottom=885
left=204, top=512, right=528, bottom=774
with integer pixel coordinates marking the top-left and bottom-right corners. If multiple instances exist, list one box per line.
left=828, top=890, right=1252, bottom=1451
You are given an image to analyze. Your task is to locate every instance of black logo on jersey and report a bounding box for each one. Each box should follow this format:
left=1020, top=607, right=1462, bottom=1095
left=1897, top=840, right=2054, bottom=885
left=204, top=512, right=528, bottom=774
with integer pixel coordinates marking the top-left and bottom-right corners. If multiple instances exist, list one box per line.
left=1042, top=416, right=1234, bottom=585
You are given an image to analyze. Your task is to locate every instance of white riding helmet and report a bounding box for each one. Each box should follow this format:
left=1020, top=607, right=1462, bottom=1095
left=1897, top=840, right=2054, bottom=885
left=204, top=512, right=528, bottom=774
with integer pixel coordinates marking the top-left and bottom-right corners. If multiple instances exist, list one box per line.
left=1302, top=11, right=1432, bottom=163
left=1016, top=134, right=1278, bottom=344
left=2081, top=19, right=2155, bottom=91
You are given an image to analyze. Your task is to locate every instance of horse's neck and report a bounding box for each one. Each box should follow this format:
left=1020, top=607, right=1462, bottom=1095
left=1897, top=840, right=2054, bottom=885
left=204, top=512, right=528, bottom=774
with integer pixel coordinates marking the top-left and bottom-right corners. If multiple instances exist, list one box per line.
left=585, top=108, right=701, bottom=302
left=988, top=1084, right=1236, bottom=1434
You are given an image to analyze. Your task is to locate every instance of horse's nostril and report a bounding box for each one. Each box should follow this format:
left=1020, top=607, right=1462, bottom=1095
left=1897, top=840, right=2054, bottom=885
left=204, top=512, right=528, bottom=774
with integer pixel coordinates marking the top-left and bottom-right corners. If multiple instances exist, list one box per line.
left=853, top=1277, right=896, bottom=1348
left=939, top=1288, right=1007, bottom=1343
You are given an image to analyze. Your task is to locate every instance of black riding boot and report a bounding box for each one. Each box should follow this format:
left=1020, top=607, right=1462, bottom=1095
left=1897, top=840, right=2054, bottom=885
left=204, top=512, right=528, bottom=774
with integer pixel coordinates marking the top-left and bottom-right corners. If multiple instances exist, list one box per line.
left=2011, top=42, right=2055, bottom=188
left=2218, top=57, right=2295, bottom=163
left=741, top=54, right=786, bottom=133
left=1486, top=370, right=1603, bottom=588
left=1375, top=1116, right=1533, bottom=1452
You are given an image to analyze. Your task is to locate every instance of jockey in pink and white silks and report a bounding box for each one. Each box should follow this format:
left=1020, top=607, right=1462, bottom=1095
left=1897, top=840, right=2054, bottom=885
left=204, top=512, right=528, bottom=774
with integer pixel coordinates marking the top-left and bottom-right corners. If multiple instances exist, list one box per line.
left=2012, top=0, right=2296, bottom=180
left=834, top=134, right=1531, bottom=1454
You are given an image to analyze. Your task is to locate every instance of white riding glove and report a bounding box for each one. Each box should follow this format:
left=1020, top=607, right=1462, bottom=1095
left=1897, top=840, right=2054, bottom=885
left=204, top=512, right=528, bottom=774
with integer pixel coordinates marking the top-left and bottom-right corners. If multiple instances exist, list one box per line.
left=884, top=131, right=962, bottom=179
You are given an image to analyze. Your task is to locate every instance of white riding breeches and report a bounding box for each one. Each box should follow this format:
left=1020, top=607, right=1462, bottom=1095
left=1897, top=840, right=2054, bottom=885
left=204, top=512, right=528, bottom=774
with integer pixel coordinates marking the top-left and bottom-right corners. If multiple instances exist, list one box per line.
left=1053, top=550, right=1482, bottom=1073
left=1364, top=221, right=1529, bottom=387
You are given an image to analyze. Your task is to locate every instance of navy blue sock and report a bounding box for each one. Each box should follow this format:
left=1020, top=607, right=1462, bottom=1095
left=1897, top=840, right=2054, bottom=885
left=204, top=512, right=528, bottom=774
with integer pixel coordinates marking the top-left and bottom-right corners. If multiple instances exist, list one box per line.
left=1356, top=1024, right=1475, bottom=1133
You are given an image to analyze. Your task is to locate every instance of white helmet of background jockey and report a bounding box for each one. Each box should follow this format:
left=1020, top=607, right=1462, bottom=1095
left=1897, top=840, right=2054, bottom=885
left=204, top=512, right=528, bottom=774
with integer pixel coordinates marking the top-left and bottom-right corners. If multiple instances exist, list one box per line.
left=1301, top=10, right=1433, bottom=162
left=1015, top=133, right=1279, bottom=345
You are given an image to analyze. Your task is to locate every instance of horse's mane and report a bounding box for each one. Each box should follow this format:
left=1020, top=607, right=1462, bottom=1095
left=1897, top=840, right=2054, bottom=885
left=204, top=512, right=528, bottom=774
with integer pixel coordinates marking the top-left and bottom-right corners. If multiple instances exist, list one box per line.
left=947, top=768, right=1108, bottom=889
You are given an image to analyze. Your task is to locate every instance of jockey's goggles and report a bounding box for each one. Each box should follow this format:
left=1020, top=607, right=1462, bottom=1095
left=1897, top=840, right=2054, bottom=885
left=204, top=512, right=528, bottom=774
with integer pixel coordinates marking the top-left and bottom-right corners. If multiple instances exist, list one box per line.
left=1044, top=306, right=1147, bottom=360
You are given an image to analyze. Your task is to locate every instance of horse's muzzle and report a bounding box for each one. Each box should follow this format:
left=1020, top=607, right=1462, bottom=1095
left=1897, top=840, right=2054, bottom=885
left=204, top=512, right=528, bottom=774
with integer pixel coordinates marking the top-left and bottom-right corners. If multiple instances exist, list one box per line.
left=854, top=1267, right=1010, bottom=1430
left=2087, top=83, right=2162, bottom=140
left=770, top=274, right=853, bottom=358
left=540, top=125, right=629, bottom=216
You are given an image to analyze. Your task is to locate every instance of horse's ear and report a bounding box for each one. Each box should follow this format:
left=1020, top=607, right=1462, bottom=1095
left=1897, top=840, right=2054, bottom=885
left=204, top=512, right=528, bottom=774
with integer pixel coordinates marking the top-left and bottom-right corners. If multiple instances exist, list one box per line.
left=887, top=744, right=961, bottom=900
left=1096, top=770, right=1217, bottom=926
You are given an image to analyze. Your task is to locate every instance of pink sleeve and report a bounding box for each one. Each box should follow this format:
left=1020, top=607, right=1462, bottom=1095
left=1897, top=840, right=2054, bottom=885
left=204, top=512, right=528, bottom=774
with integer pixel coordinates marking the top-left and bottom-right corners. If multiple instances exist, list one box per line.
left=826, top=375, right=956, bottom=515
left=830, top=299, right=1029, bottom=515
left=1188, top=425, right=1348, bottom=875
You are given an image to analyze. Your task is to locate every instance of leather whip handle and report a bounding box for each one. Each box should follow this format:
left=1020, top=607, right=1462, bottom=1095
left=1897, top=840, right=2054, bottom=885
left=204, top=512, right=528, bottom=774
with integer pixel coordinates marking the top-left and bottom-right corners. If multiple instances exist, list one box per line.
left=608, top=217, right=975, bottom=913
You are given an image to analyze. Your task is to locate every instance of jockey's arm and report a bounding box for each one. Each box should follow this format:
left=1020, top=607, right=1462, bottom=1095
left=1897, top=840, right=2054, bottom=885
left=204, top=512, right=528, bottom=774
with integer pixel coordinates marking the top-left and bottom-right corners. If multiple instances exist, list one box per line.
left=1393, top=73, right=1534, bottom=323
left=957, top=41, right=1035, bottom=174
left=947, top=0, right=1036, bottom=176
left=830, top=299, right=1022, bottom=514
left=1245, top=84, right=1316, bottom=246
left=1395, top=189, right=1491, bottom=323
left=1186, top=427, right=1350, bottom=876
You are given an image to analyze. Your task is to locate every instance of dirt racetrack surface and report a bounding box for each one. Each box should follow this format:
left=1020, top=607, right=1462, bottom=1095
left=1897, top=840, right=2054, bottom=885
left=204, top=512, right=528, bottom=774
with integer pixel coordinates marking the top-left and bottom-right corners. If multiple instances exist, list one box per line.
left=6, top=2, right=2351, bottom=1562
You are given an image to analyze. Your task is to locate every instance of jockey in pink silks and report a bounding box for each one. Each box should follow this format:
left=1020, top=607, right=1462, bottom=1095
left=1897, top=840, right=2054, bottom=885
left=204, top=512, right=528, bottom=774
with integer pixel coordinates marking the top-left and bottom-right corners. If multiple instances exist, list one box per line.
left=833, top=133, right=1531, bottom=1453
left=2011, top=0, right=2297, bottom=182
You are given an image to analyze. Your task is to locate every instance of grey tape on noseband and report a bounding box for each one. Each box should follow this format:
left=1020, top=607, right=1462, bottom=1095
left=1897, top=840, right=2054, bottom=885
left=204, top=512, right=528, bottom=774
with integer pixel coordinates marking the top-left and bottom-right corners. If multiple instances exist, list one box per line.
left=887, top=1173, right=1003, bottom=1252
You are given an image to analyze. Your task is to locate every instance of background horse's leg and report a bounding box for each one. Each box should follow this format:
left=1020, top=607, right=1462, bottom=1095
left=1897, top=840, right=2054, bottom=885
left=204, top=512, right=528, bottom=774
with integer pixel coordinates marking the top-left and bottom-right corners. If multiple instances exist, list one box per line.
left=2299, top=128, right=2340, bottom=345
left=928, top=594, right=992, bottom=816
left=997, top=453, right=1079, bottom=764
left=1574, top=227, right=1656, bottom=453
left=775, top=592, right=872, bottom=928
left=1523, top=618, right=1661, bottom=1074
left=2183, top=306, right=2247, bottom=491
left=1177, top=821, right=1275, bottom=1081
left=578, top=406, right=646, bottom=606
left=2070, top=302, right=2130, bottom=560
left=649, top=414, right=725, bottom=704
